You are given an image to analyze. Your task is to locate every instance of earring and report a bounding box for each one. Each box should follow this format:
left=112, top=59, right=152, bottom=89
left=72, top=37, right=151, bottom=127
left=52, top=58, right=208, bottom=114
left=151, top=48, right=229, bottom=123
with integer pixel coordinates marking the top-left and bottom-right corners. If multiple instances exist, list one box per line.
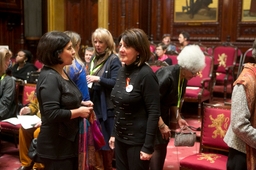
left=137, top=55, right=140, bottom=59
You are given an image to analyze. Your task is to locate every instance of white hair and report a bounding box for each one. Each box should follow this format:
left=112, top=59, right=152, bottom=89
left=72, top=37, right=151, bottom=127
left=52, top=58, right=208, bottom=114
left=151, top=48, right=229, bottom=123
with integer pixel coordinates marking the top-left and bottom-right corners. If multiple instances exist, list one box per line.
left=177, top=45, right=205, bottom=72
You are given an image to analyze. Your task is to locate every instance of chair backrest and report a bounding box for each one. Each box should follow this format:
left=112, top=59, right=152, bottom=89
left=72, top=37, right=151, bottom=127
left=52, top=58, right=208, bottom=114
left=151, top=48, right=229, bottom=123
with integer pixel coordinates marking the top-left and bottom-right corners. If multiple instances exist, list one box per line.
left=168, top=55, right=178, bottom=65
left=187, top=55, right=213, bottom=87
left=213, top=45, right=238, bottom=74
left=148, top=60, right=168, bottom=73
left=27, top=71, right=40, bottom=84
left=237, top=48, right=254, bottom=77
left=150, top=44, right=156, bottom=53
left=34, top=60, right=43, bottom=70
left=22, top=84, right=36, bottom=106
left=201, top=103, right=231, bottom=152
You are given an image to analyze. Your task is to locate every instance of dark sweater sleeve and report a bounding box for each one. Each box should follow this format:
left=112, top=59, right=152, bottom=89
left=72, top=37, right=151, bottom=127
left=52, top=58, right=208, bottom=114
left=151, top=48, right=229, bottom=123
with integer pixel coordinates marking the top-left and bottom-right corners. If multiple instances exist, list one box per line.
left=140, top=68, right=161, bottom=154
left=37, top=73, right=71, bottom=124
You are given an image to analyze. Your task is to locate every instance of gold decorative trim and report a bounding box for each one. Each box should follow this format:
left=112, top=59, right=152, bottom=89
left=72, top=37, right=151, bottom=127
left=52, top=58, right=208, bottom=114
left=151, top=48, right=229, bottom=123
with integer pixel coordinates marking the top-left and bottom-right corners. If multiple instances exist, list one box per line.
left=98, top=0, right=108, bottom=28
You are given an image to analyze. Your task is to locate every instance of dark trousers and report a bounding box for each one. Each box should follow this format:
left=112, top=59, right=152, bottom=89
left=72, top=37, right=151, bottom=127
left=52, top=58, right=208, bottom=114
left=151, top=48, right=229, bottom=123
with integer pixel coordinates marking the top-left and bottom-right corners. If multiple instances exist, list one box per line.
left=115, top=139, right=150, bottom=170
left=227, top=147, right=247, bottom=170
left=149, top=143, right=168, bottom=170
left=40, top=157, right=78, bottom=170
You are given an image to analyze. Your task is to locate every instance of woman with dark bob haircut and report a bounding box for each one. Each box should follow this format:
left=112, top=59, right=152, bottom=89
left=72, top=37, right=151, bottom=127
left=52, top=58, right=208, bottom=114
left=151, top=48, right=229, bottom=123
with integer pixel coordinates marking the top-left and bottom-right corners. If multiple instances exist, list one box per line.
left=109, top=28, right=160, bottom=170
left=35, top=31, right=93, bottom=170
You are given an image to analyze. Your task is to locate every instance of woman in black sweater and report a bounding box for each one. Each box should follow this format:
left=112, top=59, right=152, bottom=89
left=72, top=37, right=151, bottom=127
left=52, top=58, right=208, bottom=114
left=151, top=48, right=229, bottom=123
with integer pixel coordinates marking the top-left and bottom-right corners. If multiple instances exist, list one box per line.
left=36, top=31, right=93, bottom=170
left=109, top=28, right=160, bottom=170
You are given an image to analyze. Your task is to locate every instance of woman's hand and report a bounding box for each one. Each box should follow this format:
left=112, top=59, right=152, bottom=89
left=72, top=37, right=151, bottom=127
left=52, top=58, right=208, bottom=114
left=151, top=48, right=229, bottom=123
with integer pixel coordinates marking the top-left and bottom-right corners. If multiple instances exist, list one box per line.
left=34, top=120, right=42, bottom=128
left=109, top=136, right=115, bottom=149
left=79, top=106, right=94, bottom=118
left=140, top=151, right=152, bottom=161
left=86, top=75, right=100, bottom=84
left=159, top=125, right=171, bottom=140
left=178, top=118, right=189, bottom=129
left=19, top=106, right=31, bottom=115
left=81, top=100, right=93, bottom=107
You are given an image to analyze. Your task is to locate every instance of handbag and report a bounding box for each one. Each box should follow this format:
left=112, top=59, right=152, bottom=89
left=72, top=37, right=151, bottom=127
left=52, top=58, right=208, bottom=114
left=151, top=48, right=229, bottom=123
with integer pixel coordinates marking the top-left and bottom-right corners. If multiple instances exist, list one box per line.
left=28, top=138, right=41, bottom=162
left=174, top=127, right=196, bottom=147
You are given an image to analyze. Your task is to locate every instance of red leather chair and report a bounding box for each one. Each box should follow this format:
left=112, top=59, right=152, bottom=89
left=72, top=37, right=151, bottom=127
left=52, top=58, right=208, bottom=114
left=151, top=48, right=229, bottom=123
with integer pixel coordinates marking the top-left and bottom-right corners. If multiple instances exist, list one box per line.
left=212, top=45, right=238, bottom=101
left=180, top=103, right=231, bottom=170
left=184, top=55, right=214, bottom=118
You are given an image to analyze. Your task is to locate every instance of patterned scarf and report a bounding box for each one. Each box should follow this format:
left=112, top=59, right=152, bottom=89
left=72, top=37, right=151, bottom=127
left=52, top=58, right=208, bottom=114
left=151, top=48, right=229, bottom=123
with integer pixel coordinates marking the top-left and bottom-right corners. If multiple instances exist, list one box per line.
left=234, top=63, right=256, bottom=170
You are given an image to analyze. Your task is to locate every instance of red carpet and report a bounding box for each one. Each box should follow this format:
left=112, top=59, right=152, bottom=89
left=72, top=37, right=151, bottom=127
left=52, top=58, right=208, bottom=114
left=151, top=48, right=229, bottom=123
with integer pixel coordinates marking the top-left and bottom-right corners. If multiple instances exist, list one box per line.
left=0, top=119, right=200, bottom=170
left=164, top=139, right=200, bottom=170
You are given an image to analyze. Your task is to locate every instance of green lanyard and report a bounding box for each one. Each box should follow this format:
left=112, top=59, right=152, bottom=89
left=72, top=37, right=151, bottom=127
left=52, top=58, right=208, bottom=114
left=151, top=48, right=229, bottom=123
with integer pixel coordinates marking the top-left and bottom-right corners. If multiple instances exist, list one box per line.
left=0, top=74, right=6, bottom=80
left=177, top=70, right=184, bottom=108
left=89, top=57, right=103, bottom=75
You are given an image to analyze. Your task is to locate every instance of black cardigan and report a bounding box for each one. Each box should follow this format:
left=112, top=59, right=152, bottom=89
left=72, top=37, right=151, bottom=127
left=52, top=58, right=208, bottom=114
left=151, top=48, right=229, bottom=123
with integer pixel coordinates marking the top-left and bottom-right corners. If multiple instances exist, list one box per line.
left=111, top=63, right=160, bottom=154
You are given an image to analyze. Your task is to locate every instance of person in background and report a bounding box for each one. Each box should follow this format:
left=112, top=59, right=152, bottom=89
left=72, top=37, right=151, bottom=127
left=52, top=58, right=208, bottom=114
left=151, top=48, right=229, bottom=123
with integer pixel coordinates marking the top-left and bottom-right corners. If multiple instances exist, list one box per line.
left=11, top=49, right=38, bottom=81
left=224, top=39, right=256, bottom=170
left=178, top=31, right=190, bottom=51
left=0, top=47, right=17, bottom=120
left=150, top=45, right=205, bottom=170
left=109, top=28, right=160, bottom=170
left=17, top=95, right=44, bottom=170
left=84, top=47, right=94, bottom=75
left=35, top=31, right=93, bottom=170
left=63, top=31, right=90, bottom=102
left=155, top=42, right=172, bottom=65
left=64, top=30, right=95, bottom=170
left=162, top=34, right=176, bottom=53
left=87, top=28, right=122, bottom=170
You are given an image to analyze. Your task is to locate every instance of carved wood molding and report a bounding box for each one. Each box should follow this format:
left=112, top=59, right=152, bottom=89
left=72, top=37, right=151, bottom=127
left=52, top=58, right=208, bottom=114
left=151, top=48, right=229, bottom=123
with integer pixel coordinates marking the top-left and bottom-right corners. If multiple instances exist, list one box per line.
left=236, top=0, right=256, bottom=41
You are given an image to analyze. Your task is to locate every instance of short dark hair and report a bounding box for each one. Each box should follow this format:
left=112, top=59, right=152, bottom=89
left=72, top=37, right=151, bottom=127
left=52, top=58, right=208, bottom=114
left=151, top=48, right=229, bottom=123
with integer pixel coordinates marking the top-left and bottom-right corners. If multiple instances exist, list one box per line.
left=162, top=34, right=171, bottom=39
left=37, top=31, right=71, bottom=66
left=22, top=50, right=33, bottom=63
left=118, top=28, right=150, bottom=66
left=180, top=31, right=190, bottom=40
left=157, top=42, right=168, bottom=51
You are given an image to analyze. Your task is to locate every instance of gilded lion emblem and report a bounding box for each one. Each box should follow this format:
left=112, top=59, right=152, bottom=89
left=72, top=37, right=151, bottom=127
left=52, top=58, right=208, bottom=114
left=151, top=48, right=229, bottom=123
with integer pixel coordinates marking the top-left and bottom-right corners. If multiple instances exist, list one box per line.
left=208, top=113, right=229, bottom=138
left=217, top=53, right=227, bottom=67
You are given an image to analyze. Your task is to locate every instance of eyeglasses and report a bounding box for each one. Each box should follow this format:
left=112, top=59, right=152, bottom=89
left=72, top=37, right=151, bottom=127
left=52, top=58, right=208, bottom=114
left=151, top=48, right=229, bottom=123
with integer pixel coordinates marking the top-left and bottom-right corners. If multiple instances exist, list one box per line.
left=190, top=71, right=199, bottom=76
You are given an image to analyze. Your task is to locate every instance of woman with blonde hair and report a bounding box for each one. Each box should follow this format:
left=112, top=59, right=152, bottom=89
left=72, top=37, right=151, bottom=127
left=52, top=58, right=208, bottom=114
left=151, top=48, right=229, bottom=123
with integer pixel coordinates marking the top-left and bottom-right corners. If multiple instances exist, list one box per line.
left=0, top=47, right=17, bottom=120
left=87, top=28, right=122, bottom=170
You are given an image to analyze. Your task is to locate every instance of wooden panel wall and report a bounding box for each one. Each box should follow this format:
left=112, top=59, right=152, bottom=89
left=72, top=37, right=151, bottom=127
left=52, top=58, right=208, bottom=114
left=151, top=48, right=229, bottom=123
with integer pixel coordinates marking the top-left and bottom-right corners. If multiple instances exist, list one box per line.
left=1, top=0, right=256, bottom=56
left=0, top=0, right=24, bottom=55
left=65, top=0, right=98, bottom=52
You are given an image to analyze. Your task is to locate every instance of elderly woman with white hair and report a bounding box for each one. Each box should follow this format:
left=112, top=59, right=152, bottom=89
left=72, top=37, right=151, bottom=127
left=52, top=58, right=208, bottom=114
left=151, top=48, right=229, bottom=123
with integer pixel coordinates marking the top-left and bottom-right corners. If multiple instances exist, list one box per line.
left=150, top=45, right=206, bottom=170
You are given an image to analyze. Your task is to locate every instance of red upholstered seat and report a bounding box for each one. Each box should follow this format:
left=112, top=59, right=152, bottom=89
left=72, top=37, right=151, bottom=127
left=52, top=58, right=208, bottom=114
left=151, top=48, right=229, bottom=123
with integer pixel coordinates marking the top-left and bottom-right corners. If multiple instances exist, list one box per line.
left=0, top=83, right=36, bottom=148
left=180, top=153, right=228, bottom=170
left=180, top=103, right=231, bottom=170
left=22, top=83, right=36, bottom=106
left=34, top=60, right=43, bottom=70
left=184, top=55, right=214, bottom=118
left=150, top=65, right=162, bottom=73
left=149, top=60, right=168, bottom=73
left=168, top=54, right=178, bottom=65
left=213, top=45, right=238, bottom=101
